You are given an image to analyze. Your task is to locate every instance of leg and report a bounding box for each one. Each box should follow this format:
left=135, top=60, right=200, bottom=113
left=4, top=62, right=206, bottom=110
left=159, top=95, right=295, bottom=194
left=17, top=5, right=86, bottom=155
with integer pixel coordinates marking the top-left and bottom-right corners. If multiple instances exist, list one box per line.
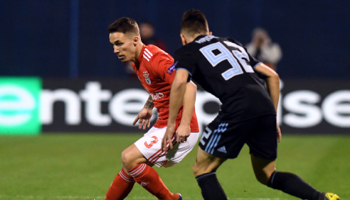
left=106, top=142, right=179, bottom=200
left=194, top=117, right=249, bottom=200
left=128, top=127, right=182, bottom=200
left=121, top=144, right=148, bottom=172
left=250, top=154, right=276, bottom=185
left=163, top=132, right=200, bottom=168
left=193, top=147, right=227, bottom=200
left=105, top=144, right=146, bottom=200
left=105, top=168, right=135, bottom=200
left=193, top=147, right=226, bottom=176
left=251, top=154, right=323, bottom=200
left=248, top=115, right=333, bottom=200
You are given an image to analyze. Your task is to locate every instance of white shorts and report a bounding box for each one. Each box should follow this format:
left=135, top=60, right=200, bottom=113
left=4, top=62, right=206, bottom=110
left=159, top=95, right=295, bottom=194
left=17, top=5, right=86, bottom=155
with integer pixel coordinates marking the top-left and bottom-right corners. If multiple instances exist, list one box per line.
left=134, top=126, right=200, bottom=167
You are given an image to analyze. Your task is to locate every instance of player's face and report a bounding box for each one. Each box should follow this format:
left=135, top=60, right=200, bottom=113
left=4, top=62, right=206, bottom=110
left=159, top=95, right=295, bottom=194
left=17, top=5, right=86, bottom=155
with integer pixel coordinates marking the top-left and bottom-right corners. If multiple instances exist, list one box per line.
left=109, top=32, right=137, bottom=63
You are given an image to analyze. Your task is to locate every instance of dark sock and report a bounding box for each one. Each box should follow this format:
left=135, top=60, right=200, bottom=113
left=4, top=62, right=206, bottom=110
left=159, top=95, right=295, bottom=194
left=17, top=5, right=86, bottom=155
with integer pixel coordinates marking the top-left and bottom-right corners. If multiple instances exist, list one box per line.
left=268, top=171, right=322, bottom=200
left=196, top=172, right=227, bottom=200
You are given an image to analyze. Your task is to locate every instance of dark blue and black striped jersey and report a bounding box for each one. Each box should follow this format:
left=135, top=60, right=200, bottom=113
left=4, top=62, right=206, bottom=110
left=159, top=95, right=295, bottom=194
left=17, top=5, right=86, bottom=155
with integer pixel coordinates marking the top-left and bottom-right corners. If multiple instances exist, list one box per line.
left=174, top=35, right=276, bottom=122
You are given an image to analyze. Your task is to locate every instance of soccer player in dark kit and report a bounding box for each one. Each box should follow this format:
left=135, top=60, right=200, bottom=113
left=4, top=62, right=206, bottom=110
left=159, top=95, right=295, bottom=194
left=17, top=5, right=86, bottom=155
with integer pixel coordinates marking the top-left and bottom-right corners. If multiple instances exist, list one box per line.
left=162, top=9, right=340, bottom=200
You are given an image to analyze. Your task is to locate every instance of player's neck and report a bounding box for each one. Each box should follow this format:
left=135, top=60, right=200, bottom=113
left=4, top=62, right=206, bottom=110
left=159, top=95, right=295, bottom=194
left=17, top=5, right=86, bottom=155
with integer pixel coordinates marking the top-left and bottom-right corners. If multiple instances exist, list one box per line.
left=133, top=42, right=144, bottom=63
left=188, top=33, right=208, bottom=44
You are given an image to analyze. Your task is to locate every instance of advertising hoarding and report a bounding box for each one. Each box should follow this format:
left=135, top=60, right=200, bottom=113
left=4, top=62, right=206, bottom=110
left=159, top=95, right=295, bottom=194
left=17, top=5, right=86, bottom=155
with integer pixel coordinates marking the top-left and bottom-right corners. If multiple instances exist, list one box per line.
left=0, top=77, right=349, bottom=134
left=0, top=77, right=41, bottom=135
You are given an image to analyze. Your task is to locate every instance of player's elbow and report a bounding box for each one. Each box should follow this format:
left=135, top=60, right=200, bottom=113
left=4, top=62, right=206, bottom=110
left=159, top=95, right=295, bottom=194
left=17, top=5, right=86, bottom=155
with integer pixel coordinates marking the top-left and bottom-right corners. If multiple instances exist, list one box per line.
left=173, top=78, right=187, bottom=90
left=187, top=81, right=197, bottom=91
left=271, top=70, right=279, bottom=79
left=270, top=72, right=280, bottom=85
left=266, top=70, right=279, bottom=85
left=191, top=81, right=197, bottom=90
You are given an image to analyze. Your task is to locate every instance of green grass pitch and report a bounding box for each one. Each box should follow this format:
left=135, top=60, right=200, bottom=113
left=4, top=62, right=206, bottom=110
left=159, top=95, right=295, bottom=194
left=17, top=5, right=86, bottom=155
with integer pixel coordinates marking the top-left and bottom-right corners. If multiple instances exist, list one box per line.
left=0, top=134, right=349, bottom=200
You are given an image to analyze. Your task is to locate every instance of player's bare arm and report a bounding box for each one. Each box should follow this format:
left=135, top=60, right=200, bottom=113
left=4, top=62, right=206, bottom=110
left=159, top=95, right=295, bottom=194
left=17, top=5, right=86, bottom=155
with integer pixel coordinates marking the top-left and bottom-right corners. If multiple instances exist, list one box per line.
left=177, top=80, right=197, bottom=143
left=162, top=69, right=189, bottom=151
left=254, top=63, right=282, bottom=142
left=254, top=63, right=280, bottom=110
left=133, top=95, right=154, bottom=130
left=144, top=95, right=154, bottom=109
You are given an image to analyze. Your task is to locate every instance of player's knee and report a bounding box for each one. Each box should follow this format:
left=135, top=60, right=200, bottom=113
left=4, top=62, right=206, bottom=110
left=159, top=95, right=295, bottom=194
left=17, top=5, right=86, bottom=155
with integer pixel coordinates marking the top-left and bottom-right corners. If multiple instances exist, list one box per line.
left=121, top=149, right=128, bottom=164
left=192, top=163, right=200, bottom=176
left=255, top=174, right=268, bottom=185
left=254, top=170, right=273, bottom=185
left=121, top=149, right=134, bottom=169
left=192, top=162, right=212, bottom=177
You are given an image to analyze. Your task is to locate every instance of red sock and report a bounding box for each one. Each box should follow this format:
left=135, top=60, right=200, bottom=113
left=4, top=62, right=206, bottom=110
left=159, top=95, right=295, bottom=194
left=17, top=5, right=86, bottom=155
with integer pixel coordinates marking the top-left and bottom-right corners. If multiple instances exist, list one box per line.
left=128, top=163, right=179, bottom=200
left=105, top=169, right=135, bottom=200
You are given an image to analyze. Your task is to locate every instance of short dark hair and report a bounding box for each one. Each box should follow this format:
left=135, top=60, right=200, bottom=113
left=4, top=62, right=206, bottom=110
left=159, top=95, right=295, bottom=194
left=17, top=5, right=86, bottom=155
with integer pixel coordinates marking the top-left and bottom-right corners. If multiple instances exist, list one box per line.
left=181, top=9, right=208, bottom=35
left=108, top=17, right=140, bottom=35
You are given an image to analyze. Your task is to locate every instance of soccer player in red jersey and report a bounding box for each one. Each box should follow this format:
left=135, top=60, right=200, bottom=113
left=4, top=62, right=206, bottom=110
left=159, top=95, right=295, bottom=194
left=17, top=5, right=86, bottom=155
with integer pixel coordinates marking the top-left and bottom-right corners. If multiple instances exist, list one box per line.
left=104, top=17, right=199, bottom=200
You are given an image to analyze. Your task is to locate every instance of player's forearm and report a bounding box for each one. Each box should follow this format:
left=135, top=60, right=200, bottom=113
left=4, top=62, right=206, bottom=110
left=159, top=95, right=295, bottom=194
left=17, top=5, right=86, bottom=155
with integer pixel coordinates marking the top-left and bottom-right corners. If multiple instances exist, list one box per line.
left=181, top=81, right=197, bottom=126
left=254, top=63, right=280, bottom=111
left=144, top=95, right=154, bottom=109
left=168, top=79, right=187, bottom=126
left=266, top=74, right=280, bottom=111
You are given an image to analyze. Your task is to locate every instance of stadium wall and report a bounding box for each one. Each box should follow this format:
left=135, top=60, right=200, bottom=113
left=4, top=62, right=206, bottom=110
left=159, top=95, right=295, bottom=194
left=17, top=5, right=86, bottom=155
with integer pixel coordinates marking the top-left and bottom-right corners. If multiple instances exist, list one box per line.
left=1, top=1, right=350, bottom=79
left=0, top=77, right=349, bottom=135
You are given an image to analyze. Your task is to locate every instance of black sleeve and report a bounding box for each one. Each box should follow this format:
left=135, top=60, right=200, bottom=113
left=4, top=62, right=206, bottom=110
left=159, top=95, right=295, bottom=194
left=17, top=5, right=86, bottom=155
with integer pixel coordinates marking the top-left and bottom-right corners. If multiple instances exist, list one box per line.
left=248, top=53, right=261, bottom=68
left=174, top=48, right=197, bottom=81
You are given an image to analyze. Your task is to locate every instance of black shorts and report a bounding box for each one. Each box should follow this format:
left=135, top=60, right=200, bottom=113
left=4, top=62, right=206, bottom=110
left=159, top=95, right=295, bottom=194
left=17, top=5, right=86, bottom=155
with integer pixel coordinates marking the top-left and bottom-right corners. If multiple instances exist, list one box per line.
left=198, top=114, right=277, bottom=160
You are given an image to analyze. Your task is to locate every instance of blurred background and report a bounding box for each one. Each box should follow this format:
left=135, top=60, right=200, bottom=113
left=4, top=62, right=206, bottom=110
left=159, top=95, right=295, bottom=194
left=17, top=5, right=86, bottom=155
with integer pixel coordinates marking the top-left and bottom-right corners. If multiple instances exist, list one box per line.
left=0, top=0, right=349, bottom=135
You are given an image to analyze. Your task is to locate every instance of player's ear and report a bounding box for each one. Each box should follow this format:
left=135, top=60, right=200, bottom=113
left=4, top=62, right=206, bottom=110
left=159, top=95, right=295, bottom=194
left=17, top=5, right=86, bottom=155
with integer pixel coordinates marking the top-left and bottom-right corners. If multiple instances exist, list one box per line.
left=180, top=34, right=187, bottom=45
left=133, top=36, right=138, bottom=46
left=209, top=31, right=213, bottom=35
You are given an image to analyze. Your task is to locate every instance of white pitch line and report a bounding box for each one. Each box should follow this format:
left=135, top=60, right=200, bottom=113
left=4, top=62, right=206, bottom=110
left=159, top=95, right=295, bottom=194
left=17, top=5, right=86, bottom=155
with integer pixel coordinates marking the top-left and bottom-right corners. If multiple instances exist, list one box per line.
left=0, top=195, right=289, bottom=200
left=0, top=195, right=105, bottom=199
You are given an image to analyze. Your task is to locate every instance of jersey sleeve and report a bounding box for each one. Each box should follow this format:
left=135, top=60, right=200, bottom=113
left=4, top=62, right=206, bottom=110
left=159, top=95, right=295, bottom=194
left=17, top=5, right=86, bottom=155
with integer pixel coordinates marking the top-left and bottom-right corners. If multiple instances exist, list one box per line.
left=150, top=52, right=176, bottom=85
left=248, top=53, right=261, bottom=68
left=174, top=48, right=197, bottom=81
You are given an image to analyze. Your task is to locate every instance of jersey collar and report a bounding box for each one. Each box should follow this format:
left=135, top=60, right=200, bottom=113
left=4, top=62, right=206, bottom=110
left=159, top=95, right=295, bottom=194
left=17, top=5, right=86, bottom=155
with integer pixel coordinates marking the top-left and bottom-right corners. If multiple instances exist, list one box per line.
left=192, top=35, right=207, bottom=43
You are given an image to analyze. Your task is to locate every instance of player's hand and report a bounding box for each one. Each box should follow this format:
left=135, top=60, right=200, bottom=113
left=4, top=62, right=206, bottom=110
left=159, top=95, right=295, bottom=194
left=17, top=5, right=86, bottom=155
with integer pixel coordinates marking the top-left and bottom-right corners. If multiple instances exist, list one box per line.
left=162, top=124, right=175, bottom=151
left=133, top=108, right=153, bottom=130
left=176, top=124, right=191, bottom=143
left=276, top=123, right=282, bottom=143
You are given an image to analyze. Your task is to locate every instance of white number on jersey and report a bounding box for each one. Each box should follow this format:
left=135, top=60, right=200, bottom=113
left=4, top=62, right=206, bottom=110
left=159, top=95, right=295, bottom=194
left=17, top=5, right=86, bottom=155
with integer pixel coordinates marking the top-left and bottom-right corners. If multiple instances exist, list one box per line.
left=200, top=127, right=212, bottom=146
left=199, top=41, right=254, bottom=80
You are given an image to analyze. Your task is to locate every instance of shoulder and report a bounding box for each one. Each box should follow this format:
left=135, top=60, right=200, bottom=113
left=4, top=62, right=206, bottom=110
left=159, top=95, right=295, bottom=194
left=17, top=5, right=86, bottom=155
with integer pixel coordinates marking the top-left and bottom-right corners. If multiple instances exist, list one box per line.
left=175, top=43, right=196, bottom=58
left=145, top=44, right=169, bottom=56
left=223, top=37, right=244, bottom=47
left=143, top=44, right=172, bottom=62
left=141, top=45, right=173, bottom=74
left=141, top=45, right=156, bottom=62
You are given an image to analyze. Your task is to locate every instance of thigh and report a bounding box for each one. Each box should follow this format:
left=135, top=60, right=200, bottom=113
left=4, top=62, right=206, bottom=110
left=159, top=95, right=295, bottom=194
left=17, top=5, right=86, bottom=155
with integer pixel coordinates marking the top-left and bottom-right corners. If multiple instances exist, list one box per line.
left=199, top=118, right=250, bottom=159
left=250, top=154, right=276, bottom=185
left=134, top=126, right=199, bottom=167
left=193, top=147, right=226, bottom=176
left=165, top=131, right=200, bottom=167
left=246, top=115, right=277, bottom=160
left=122, top=144, right=148, bottom=171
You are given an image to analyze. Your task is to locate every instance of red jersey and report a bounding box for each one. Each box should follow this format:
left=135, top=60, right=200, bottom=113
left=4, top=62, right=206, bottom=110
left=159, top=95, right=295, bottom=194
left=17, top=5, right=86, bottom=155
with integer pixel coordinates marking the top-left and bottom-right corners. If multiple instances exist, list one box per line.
left=132, top=44, right=199, bottom=132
